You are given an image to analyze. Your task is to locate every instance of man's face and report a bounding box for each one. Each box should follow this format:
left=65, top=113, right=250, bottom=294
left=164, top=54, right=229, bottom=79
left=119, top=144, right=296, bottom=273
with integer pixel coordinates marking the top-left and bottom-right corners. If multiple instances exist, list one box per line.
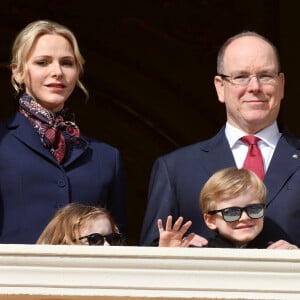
left=214, top=36, right=285, bottom=134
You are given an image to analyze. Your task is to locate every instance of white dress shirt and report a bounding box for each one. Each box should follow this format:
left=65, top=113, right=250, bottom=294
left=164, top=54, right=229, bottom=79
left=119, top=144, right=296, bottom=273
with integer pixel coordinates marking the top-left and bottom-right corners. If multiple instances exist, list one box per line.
left=225, top=122, right=282, bottom=172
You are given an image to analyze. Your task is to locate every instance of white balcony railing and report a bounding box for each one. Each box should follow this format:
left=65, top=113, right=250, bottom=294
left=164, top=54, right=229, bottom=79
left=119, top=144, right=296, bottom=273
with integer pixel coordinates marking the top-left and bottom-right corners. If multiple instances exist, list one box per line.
left=0, top=244, right=300, bottom=300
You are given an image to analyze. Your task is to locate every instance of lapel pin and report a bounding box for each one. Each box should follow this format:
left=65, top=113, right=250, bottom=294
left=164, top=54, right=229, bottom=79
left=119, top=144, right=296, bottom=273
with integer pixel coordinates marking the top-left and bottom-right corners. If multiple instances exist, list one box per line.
left=292, top=154, right=299, bottom=159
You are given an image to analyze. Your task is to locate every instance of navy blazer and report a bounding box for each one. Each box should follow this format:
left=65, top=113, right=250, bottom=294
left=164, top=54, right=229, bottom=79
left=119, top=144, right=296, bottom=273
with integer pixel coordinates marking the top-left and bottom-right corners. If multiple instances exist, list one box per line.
left=204, top=234, right=260, bottom=248
left=0, top=112, right=126, bottom=244
left=140, top=126, right=300, bottom=247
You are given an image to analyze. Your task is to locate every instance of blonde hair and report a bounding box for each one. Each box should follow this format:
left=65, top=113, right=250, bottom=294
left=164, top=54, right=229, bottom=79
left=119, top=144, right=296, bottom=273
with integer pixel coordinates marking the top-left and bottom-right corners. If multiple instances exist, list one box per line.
left=11, top=19, right=88, bottom=98
left=37, top=203, right=120, bottom=244
left=200, top=167, right=266, bottom=213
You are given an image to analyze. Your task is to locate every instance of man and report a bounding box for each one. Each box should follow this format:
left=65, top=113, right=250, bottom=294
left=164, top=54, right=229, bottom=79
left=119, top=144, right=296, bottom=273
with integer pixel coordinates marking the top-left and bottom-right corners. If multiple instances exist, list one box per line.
left=140, top=31, right=300, bottom=248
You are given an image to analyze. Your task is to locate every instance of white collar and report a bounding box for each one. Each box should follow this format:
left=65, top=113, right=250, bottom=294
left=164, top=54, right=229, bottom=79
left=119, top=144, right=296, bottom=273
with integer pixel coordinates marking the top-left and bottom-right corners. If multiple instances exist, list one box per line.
left=225, top=122, right=281, bottom=149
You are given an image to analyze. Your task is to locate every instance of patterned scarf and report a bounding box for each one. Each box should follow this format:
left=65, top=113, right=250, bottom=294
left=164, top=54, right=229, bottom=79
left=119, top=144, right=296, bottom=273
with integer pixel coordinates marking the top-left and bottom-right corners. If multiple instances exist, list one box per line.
left=19, top=93, right=81, bottom=164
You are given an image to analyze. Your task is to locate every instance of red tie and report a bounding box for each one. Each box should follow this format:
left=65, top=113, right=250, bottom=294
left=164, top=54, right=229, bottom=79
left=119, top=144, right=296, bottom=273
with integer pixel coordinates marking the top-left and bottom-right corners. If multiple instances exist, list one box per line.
left=241, top=135, right=264, bottom=180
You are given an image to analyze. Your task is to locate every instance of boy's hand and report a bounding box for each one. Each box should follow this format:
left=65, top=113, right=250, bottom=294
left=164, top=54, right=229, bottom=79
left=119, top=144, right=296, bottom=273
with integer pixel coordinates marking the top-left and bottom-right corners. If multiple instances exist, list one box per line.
left=157, top=216, right=194, bottom=247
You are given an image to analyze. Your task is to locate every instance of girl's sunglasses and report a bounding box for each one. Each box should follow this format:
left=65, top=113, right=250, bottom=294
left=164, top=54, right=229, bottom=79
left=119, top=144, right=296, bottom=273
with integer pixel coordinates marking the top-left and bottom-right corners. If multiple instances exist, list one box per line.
left=79, top=232, right=123, bottom=246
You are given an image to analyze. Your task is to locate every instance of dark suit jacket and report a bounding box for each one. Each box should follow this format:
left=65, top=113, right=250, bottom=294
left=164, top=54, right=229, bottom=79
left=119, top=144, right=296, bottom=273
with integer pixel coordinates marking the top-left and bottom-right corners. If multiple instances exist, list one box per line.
left=204, top=234, right=259, bottom=249
left=0, top=112, right=126, bottom=244
left=140, top=125, right=300, bottom=247
left=205, top=234, right=261, bottom=248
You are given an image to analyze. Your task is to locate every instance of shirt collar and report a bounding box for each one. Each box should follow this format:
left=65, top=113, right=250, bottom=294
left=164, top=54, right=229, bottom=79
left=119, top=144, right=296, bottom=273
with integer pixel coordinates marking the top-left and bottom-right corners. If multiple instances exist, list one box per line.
left=225, top=122, right=281, bottom=149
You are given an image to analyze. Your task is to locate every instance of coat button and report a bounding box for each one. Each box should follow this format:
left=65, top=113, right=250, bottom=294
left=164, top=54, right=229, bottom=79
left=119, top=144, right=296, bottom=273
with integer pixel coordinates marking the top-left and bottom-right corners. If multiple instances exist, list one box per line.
left=57, top=179, right=66, bottom=187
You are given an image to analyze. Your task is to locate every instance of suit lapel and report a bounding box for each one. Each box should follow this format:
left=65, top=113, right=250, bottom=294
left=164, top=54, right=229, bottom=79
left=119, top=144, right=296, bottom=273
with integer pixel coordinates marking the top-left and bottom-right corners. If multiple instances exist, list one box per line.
left=200, top=128, right=300, bottom=207
left=200, top=127, right=237, bottom=176
left=8, top=112, right=89, bottom=166
left=264, top=133, right=300, bottom=205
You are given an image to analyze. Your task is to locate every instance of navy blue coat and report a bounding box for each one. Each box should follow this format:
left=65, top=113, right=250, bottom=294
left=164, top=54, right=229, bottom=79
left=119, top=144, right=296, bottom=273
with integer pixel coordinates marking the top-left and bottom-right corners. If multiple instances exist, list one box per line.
left=140, top=126, right=300, bottom=247
left=0, top=112, right=126, bottom=243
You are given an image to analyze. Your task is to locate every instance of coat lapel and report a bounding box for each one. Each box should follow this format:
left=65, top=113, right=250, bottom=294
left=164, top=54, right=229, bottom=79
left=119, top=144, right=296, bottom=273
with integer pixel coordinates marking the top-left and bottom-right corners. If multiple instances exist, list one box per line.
left=63, top=135, right=89, bottom=168
left=7, top=112, right=89, bottom=166
left=9, top=113, right=55, bottom=162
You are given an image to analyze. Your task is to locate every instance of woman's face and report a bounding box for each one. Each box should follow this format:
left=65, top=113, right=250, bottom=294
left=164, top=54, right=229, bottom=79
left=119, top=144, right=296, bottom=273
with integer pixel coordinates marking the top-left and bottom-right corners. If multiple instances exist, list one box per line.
left=16, top=33, right=79, bottom=112
left=78, top=215, right=113, bottom=246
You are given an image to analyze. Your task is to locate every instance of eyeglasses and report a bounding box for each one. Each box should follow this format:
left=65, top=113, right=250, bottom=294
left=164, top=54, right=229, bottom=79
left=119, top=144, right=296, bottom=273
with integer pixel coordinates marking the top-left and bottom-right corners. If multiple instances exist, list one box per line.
left=218, top=72, right=279, bottom=86
left=79, top=233, right=123, bottom=246
left=207, top=203, right=265, bottom=222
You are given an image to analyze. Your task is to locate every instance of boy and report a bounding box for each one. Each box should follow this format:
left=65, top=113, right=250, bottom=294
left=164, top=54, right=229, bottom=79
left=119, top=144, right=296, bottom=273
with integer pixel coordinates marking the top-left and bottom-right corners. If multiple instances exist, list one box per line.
left=158, top=167, right=298, bottom=249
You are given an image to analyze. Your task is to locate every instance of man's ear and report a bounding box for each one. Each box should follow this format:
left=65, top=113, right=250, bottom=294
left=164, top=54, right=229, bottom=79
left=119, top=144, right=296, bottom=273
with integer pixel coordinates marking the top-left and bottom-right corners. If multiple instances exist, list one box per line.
left=204, top=213, right=217, bottom=231
left=214, top=75, right=225, bottom=104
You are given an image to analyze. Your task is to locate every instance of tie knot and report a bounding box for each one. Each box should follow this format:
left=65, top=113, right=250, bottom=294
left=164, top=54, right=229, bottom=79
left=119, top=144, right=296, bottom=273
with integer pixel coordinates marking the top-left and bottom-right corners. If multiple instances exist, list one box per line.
left=241, top=135, right=260, bottom=145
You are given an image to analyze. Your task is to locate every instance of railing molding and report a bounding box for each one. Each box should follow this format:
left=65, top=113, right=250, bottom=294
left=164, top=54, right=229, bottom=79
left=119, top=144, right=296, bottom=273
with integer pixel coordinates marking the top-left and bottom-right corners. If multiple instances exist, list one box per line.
left=0, top=244, right=299, bottom=300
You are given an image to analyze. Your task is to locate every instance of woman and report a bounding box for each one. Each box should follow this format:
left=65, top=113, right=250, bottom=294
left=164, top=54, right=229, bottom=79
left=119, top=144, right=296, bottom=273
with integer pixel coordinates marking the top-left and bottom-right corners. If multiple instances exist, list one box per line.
left=37, top=203, right=125, bottom=246
left=0, top=20, right=126, bottom=244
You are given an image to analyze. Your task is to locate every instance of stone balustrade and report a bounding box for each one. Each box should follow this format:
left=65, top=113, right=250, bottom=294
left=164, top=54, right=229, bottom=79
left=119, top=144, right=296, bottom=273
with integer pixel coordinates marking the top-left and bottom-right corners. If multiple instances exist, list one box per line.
left=0, top=244, right=299, bottom=300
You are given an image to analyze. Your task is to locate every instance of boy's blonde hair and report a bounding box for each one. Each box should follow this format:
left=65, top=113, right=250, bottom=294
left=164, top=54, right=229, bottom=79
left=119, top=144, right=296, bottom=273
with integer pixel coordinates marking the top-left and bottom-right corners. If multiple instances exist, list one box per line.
left=200, top=167, right=266, bottom=213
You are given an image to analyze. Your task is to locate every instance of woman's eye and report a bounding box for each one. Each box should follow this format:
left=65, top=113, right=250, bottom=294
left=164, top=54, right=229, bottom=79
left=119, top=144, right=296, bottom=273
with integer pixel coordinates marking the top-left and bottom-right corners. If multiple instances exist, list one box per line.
left=35, top=60, right=48, bottom=66
left=61, top=60, right=74, bottom=67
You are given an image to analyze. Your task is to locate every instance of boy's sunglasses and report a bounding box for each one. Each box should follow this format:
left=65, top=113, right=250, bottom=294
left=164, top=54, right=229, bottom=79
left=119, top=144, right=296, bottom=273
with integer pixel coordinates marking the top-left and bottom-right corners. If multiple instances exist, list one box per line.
left=79, top=232, right=123, bottom=246
left=207, top=203, right=265, bottom=222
